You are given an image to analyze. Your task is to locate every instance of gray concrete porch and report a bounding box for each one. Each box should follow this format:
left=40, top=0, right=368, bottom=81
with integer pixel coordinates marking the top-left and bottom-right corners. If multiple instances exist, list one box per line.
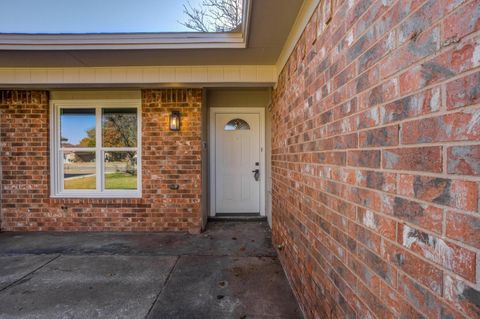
left=0, top=222, right=302, bottom=319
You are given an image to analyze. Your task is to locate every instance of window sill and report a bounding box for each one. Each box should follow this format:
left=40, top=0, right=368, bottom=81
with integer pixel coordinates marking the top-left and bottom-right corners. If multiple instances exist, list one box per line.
left=50, top=191, right=142, bottom=199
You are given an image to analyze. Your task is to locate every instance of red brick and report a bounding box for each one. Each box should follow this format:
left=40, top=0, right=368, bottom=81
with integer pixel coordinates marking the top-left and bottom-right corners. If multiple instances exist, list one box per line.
left=365, top=78, right=399, bottom=108
left=357, top=245, right=397, bottom=287
left=396, top=0, right=445, bottom=45
left=356, top=66, right=380, bottom=94
left=446, top=211, right=480, bottom=249
left=402, top=108, right=480, bottom=144
left=306, top=10, right=318, bottom=46
left=382, top=147, right=443, bottom=173
left=443, top=0, right=480, bottom=41
left=357, top=208, right=397, bottom=241
left=446, top=71, right=480, bottom=110
left=348, top=253, right=383, bottom=294
left=358, top=125, right=399, bottom=147
left=398, top=273, right=465, bottom=319
left=398, top=64, right=426, bottom=95
left=380, top=27, right=441, bottom=79
left=398, top=174, right=478, bottom=211
left=347, top=150, right=381, bottom=168
left=269, top=0, right=480, bottom=317
left=382, top=195, right=443, bottom=234
left=356, top=107, right=380, bottom=130
left=346, top=28, right=374, bottom=65
left=334, top=63, right=356, bottom=90
left=356, top=170, right=396, bottom=193
left=349, top=222, right=382, bottom=254
left=398, top=224, right=477, bottom=281
left=352, top=0, right=396, bottom=39
left=312, top=151, right=346, bottom=165
left=333, top=97, right=357, bottom=120
left=356, top=278, right=394, bottom=319
left=398, top=34, right=480, bottom=95
left=380, top=281, right=433, bottom=319
left=345, top=0, right=372, bottom=29
left=358, top=31, right=395, bottom=71
left=381, top=240, right=443, bottom=295
left=0, top=89, right=203, bottom=232
left=381, top=87, right=441, bottom=124
left=444, top=274, right=480, bottom=318
left=447, top=145, right=480, bottom=176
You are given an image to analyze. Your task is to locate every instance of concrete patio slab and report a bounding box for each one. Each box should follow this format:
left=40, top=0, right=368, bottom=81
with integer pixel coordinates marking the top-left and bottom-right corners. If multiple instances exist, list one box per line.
left=0, top=222, right=301, bottom=318
left=0, top=255, right=58, bottom=290
left=147, top=256, right=302, bottom=319
left=0, top=256, right=177, bottom=319
left=0, top=222, right=275, bottom=257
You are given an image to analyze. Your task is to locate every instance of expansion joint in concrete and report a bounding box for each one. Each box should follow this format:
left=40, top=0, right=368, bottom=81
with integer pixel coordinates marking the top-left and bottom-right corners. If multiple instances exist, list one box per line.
left=145, top=255, right=181, bottom=319
left=0, top=254, right=61, bottom=293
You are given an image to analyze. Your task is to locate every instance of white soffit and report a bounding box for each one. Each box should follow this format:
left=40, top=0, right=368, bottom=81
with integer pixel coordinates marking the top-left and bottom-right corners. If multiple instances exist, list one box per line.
left=0, top=65, right=277, bottom=86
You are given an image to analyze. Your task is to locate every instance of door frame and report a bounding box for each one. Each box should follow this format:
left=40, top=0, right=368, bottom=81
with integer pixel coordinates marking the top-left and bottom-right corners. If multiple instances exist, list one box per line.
left=209, top=107, right=266, bottom=217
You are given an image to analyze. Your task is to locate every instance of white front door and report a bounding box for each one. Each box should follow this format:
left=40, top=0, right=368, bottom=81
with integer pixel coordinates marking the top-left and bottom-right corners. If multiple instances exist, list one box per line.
left=215, top=113, right=260, bottom=213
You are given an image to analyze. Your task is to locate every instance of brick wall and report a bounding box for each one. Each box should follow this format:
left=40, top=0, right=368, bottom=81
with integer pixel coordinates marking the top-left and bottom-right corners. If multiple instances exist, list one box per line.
left=271, top=0, right=480, bottom=318
left=0, top=89, right=202, bottom=233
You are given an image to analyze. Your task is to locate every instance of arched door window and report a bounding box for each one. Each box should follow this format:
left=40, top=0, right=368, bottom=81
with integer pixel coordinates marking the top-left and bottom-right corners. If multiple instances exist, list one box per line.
left=224, top=118, right=250, bottom=131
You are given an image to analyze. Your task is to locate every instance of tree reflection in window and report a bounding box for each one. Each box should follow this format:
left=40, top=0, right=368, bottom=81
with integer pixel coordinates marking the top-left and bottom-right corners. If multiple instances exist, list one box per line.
left=224, top=118, right=250, bottom=131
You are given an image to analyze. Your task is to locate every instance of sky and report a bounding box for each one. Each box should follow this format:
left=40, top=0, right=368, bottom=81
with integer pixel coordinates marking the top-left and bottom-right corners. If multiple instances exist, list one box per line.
left=61, top=114, right=95, bottom=146
left=0, top=0, right=204, bottom=34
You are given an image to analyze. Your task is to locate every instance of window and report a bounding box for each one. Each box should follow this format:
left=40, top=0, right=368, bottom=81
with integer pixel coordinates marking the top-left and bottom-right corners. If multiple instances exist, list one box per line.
left=0, top=0, right=250, bottom=50
left=0, top=0, right=243, bottom=34
left=224, top=118, right=250, bottom=131
left=51, top=100, right=141, bottom=198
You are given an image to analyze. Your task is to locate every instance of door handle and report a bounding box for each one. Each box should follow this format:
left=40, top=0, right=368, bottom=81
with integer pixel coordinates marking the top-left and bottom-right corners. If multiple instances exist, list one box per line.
left=252, top=169, right=260, bottom=181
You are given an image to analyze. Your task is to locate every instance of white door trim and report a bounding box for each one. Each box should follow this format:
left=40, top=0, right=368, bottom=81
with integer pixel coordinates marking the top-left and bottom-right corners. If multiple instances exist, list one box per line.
left=209, top=107, right=266, bottom=217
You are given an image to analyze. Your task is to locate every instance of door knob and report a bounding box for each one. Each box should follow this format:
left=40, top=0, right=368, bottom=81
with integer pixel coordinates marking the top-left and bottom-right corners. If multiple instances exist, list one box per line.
left=252, top=169, right=260, bottom=181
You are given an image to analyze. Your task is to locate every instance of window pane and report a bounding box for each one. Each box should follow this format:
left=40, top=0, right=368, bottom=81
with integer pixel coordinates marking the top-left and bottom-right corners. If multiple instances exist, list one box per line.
left=102, top=108, right=137, bottom=147
left=225, top=118, right=250, bottom=131
left=104, top=151, right=138, bottom=190
left=60, top=108, right=96, bottom=148
left=1, top=0, right=243, bottom=33
left=63, top=151, right=96, bottom=190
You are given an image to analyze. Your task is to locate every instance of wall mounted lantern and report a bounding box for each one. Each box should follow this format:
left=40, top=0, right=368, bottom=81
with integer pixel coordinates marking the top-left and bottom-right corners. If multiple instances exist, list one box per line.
left=169, top=111, right=181, bottom=131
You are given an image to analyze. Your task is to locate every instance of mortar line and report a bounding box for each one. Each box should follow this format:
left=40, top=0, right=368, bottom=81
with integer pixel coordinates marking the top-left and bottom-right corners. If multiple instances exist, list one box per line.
left=0, top=254, right=61, bottom=294
left=144, top=255, right=181, bottom=319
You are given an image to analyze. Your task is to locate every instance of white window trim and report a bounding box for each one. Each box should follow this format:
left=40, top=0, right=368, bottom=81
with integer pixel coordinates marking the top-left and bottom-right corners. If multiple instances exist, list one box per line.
left=50, top=99, right=142, bottom=198
left=0, top=0, right=251, bottom=50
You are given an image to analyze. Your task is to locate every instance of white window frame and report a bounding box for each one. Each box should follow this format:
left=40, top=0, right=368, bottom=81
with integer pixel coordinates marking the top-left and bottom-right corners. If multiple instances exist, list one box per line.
left=50, top=99, right=142, bottom=198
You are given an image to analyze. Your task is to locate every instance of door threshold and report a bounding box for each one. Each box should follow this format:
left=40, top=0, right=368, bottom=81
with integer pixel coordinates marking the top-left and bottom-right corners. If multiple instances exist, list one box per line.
left=209, top=213, right=266, bottom=222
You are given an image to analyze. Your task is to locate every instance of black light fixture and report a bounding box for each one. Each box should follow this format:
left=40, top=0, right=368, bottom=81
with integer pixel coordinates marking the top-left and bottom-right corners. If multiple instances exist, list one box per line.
left=169, top=111, right=181, bottom=131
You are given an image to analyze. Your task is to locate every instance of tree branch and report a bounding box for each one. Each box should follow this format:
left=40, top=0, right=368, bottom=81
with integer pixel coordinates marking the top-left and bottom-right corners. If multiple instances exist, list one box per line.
left=179, top=0, right=243, bottom=32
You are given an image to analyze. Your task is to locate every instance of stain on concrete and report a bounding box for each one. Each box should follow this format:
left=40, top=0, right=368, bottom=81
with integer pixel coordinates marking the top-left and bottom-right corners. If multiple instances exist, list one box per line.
left=147, top=256, right=301, bottom=319
left=0, top=222, right=276, bottom=258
